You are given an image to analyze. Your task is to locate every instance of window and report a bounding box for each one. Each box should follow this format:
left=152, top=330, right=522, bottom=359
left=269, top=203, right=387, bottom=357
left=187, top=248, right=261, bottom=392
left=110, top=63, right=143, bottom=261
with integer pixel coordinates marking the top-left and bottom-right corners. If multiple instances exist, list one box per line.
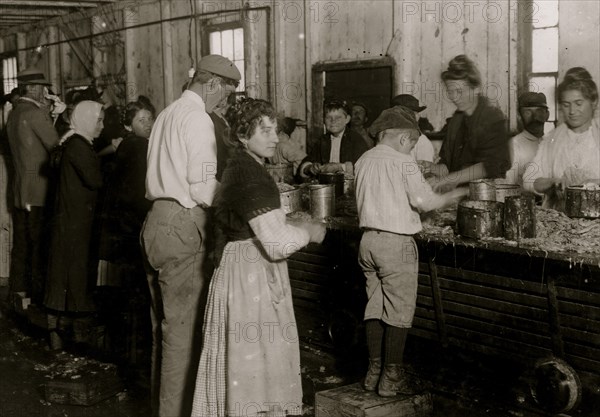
left=208, top=26, right=245, bottom=93
left=525, top=0, right=559, bottom=133
left=2, top=57, right=18, bottom=95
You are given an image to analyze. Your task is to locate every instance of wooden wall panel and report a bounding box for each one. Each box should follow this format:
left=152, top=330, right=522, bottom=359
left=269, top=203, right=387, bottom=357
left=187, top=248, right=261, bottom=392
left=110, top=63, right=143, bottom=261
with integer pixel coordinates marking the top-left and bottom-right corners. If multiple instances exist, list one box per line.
left=128, top=3, right=164, bottom=110
left=1, top=0, right=597, bottom=139
left=310, top=0, right=393, bottom=63
left=272, top=0, right=306, bottom=118
left=59, top=18, right=93, bottom=88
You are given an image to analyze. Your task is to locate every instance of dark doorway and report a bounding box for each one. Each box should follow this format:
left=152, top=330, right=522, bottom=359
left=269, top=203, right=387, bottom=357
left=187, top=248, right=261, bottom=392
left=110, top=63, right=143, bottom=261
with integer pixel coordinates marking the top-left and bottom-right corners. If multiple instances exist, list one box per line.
left=310, top=58, right=394, bottom=146
left=325, top=66, right=392, bottom=127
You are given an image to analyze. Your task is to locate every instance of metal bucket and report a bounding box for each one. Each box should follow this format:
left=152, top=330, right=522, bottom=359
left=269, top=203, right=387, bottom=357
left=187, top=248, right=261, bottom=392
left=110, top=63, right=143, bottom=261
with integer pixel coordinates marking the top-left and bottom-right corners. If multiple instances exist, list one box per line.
left=318, top=172, right=344, bottom=197
left=343, top=175, right=354, bottom=196
left=495, top=183, right=521, bottom=203
left=279, top=187, right=302, bottom=214
left=565, top=185, right=600, bottom=218
left=457, top=200, right=504, bottom=239
left=503, top=195, right=536, bottom=240
left=309, top=184, right=335, bottom=219
left=469, top=180, right=496, bottom=201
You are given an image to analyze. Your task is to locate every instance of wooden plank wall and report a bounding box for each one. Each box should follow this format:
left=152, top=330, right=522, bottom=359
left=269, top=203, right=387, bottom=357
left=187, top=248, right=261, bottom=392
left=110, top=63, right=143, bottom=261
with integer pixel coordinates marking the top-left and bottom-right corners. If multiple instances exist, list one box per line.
left=1, top=0, right=597, bottom=127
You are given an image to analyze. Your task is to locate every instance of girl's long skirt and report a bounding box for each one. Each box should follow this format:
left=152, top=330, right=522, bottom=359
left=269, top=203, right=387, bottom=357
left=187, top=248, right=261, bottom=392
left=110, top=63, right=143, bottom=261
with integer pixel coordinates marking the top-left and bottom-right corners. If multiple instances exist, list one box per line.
left=191, top=239, right=303, bottom=417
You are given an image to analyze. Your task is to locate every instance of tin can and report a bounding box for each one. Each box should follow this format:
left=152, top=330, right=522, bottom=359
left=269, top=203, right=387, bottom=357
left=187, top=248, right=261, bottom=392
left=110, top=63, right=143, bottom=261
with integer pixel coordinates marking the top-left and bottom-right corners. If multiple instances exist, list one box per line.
left=309, top=184, right=335, bottom=219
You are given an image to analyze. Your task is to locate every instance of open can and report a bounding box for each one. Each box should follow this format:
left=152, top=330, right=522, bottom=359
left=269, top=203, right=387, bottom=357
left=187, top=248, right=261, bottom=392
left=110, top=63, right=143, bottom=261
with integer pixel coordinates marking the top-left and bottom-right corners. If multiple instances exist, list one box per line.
left=309, top=184, right=335, bottom=219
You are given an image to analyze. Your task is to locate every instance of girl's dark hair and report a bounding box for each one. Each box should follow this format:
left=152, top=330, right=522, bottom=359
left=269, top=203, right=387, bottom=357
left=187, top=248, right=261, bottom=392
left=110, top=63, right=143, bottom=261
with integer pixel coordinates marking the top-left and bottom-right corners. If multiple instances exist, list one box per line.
left=557, top=67, right=598, bottom=103
left=441, top=54, right=482, bottom=88
left=225, top=98, right=276, bottom=149
left=121, top=95, right=156, bottom=126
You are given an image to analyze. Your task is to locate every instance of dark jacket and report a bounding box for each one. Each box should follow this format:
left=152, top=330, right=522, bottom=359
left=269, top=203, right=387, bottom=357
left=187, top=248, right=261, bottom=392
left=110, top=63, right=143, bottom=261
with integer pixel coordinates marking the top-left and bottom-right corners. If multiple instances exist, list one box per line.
left=307, top=128, right=369, bottom=166
left=98, top=133, right=151, bottom=263
left=439, top=96, right=510, bottom=178
left=6, top=98, right=59, bottom=208
left=209, top=111, right=232, bottom=182
left=46, top=134, right=103, bottom=312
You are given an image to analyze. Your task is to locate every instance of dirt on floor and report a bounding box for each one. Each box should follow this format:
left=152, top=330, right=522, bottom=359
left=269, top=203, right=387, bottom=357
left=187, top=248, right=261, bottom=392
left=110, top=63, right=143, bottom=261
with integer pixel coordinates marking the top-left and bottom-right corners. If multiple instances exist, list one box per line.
left=1, top=285, right=598, bottom=417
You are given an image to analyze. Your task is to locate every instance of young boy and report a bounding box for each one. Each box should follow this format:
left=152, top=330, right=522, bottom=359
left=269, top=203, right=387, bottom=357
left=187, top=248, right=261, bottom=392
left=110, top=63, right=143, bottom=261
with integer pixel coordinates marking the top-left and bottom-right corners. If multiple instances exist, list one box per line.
left=299, top=99, right=369, bottom=178
left=354, top=106, right=467, bottom=397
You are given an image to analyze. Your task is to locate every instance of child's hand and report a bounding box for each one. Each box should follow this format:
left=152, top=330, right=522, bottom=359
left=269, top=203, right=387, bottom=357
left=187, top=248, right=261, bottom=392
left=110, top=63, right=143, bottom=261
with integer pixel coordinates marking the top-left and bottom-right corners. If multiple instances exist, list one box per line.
left=306, top=163, right=322, bottom=176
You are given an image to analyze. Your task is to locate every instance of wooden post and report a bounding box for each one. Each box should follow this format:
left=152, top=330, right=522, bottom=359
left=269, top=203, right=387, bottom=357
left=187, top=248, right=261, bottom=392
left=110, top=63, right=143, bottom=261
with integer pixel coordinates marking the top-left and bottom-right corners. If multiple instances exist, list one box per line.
left=47, top=26, right=61, bottom=94
left=123, top=6, right=137, bottom=101
left=160, top=0, right=174, bottom=106
left=428, top=252, right=449, bottom=348
left=16, top=32, right=26, bottom=70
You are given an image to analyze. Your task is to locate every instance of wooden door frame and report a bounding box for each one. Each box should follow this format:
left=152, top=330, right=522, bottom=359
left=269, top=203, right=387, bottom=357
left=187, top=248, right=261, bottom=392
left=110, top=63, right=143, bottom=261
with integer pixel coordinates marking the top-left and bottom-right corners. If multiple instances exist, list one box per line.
left=310, top=57, right=395, bottom=147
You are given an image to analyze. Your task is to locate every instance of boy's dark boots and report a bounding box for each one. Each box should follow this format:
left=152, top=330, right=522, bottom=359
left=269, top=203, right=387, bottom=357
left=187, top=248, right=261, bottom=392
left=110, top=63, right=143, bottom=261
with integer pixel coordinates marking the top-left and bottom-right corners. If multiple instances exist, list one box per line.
left=378, top=363, right=416, bottom=397
left=363, top=357, right=382, bottom=391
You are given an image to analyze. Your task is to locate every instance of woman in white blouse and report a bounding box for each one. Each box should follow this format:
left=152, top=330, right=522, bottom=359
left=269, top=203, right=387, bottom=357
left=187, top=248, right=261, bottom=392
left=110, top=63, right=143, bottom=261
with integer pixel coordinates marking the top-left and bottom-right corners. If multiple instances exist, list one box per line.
left=524, top=67, right=600, bottom=210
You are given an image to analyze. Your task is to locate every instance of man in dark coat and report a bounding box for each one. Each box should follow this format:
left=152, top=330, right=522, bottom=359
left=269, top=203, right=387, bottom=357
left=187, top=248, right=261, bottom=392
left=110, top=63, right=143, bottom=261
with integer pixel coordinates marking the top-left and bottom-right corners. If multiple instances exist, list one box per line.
left=6, top=67, right=59, bottom=305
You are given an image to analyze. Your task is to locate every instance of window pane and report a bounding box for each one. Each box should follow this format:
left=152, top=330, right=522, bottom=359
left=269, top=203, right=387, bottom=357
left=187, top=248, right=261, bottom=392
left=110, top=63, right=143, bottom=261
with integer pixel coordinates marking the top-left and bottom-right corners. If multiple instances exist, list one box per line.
left=532, top=27, right=558, bottom=72
left=532, top=0, right=558, bottom=28
left=529, top=75, right=557, bottom=120
left=209, top=32, right=221, bottom=55
left=221, top=29, right=234, bottom=60
left=233, top=28, right=244, bottom=61
left=10, top=58, right=16, bottom=78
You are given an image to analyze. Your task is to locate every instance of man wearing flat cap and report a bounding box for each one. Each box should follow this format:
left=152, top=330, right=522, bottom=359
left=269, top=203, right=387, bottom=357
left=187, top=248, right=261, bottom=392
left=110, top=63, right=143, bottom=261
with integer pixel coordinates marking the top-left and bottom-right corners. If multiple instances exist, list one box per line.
left=354, top=106, right=466, bottom=398
left=6, top=67, right=59, bottom=307
left=505, top=92, right=550, bottom=185
left=391, top=94, right=436, bottom=163
left=142, top=54, right=240, bottom=417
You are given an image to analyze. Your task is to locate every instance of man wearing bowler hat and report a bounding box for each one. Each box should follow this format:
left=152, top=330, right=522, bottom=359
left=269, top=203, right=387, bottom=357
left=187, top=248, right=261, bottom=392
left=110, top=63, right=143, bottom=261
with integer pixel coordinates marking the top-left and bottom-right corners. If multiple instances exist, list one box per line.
left=355, top=106, right=466, bottom=397
left=142, top=54, right=241, bottom=417
left=391, top=94, right=436, bottom=163
left=505, top=92, right=550, bottom=185
left=6, top=67, right=59, bottom=307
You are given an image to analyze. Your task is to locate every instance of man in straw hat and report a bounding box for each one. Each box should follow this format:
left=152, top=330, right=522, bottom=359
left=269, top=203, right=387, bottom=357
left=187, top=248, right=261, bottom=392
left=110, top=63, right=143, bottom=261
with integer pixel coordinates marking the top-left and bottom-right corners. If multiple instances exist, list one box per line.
left=6, top=67, right=59, bottom=309
left=354, top=106, right=466, bottom=397
left=142, top=54, right=241, bottom=417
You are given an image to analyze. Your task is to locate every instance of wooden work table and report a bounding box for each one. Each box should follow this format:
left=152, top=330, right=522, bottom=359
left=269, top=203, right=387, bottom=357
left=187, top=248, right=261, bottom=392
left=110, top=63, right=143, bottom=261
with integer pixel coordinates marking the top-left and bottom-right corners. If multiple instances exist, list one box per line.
left=287, top=204, right=600, bottom=385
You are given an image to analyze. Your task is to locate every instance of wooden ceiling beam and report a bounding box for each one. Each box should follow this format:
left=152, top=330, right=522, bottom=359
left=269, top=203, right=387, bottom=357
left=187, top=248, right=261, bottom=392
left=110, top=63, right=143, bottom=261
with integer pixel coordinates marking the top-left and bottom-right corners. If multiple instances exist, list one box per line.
left=0, top=1, right=101, bottom=7
left=0, top=9, right=67, bottom=16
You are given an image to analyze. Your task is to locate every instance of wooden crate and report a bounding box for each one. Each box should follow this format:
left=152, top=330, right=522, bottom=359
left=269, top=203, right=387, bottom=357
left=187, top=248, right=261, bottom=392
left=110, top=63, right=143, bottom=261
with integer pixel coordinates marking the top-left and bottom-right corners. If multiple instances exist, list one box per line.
left=45, top=366, right=123, bottom=406
left=315, top=383, right=432, bottom=417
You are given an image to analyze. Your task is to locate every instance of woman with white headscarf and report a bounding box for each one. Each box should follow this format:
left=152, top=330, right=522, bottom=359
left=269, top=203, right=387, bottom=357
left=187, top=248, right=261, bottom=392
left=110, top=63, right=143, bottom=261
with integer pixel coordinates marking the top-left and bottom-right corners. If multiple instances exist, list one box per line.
left=45, top=100, right=104, bottom=349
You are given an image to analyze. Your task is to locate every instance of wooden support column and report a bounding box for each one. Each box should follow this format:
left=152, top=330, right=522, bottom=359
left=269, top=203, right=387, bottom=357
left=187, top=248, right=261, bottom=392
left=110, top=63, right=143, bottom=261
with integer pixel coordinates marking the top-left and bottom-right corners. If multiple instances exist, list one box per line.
left=16, top=32, right=26, bottom=70
left=123, top=6, right=137, bottom=101
left=47, top=26, right=61, bottom=94
left=160, top=0, right=174, bottom=105
left=303, top=0, right=313, bottom=142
